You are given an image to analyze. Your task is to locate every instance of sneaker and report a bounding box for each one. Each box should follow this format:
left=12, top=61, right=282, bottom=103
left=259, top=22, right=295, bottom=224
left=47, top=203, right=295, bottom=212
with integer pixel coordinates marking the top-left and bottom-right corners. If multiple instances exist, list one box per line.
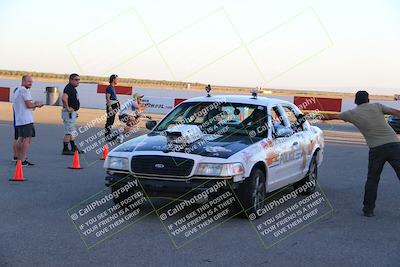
left=62, top=149, right=75, bottom=155
left=362, top=207, right=375, bottom=217
left=21, top=160, right=35, bottom=167
left=117, top=135, right=124, bottom=143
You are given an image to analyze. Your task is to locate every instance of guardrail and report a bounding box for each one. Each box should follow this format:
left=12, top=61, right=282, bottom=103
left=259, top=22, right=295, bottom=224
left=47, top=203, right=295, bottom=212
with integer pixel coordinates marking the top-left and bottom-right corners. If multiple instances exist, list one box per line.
left=1, top=77, right=398, bottom=114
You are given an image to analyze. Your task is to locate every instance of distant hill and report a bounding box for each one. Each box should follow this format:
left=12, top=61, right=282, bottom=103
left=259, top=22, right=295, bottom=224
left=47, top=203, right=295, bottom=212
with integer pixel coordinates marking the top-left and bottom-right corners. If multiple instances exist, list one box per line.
left=0, top=69, right=393, bottom=100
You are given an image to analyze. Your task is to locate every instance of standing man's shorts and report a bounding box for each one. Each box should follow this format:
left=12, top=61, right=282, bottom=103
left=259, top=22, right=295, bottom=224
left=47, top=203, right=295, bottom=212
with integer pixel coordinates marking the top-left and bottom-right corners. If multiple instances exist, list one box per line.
left=61, top=109, right=77, bottom=135
left=14, top=127, right=18, bottom=140
left=16, top=123, right=36, bottom=138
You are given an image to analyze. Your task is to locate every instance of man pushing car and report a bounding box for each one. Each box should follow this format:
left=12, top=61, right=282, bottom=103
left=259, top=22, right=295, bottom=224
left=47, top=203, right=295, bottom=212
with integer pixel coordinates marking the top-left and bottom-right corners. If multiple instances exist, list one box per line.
left=323, top=91, right=400, bottom=217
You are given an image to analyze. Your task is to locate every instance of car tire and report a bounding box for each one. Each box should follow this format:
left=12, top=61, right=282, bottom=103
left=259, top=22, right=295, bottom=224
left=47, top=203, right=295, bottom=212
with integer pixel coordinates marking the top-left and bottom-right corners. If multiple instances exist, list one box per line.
left=294, top=153, right=318, bottom=195
left=237, top=168, right=266, bottom=217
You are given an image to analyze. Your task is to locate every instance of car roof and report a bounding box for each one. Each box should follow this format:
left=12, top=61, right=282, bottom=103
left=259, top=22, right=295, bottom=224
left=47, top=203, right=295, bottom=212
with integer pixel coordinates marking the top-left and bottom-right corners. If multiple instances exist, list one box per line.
left=182, top=94, right=291, bottom=107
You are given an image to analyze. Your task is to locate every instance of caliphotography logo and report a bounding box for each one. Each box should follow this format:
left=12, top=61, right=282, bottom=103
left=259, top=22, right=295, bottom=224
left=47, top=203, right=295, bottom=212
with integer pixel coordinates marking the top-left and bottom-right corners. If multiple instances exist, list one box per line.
left=67, top=176, right=152, bottom=249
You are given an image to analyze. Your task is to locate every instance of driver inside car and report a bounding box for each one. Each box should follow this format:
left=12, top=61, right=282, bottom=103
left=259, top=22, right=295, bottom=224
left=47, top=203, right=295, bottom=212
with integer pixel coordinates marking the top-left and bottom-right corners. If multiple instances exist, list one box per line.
left=241, top=108, right=266, bottom=128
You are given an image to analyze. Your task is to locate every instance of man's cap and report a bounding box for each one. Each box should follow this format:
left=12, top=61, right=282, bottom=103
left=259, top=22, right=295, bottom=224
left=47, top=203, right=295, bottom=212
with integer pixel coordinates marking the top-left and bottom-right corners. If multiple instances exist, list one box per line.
left=355, top=90, right=369, bottom=105
left=132, top=92, right=144, bottom=99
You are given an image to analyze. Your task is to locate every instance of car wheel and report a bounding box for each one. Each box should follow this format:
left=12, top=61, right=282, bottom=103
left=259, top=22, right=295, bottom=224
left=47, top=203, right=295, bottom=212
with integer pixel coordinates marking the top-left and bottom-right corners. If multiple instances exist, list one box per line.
left=295, top=153, right=318, bottom=195
left=237, top=168, right=266, bottom=216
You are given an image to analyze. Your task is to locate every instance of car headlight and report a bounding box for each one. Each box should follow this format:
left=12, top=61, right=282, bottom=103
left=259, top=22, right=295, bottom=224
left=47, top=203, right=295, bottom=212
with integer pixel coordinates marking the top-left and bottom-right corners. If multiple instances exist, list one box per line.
left=106, top=156, right=129, bottom=171
left=195, top=163, right=244, bottom=176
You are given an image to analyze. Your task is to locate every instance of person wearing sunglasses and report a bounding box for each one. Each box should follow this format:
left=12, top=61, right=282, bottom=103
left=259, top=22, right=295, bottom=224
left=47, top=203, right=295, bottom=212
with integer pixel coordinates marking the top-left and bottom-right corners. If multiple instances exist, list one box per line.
left=61, top=73, right=82, bottom=155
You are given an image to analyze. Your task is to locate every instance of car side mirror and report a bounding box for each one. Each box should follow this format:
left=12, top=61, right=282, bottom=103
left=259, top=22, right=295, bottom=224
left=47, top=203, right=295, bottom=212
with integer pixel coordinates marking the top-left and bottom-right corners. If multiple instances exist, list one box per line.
left=274, top=127, right=293, bottom=138
left=145, top=120, right=157, bottom=130
left=296, top=113, right=306, bottom=125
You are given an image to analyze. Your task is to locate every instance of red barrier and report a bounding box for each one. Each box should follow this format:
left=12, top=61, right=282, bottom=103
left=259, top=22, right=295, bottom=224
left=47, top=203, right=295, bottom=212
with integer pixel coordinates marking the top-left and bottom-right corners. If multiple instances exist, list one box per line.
left=0, top=87, right=10, bottom=102
left=97, top=85, right=132, bottom=95
left=174, top=98, right=186, bottom=106
left=294, top=96, right=342, bottom=112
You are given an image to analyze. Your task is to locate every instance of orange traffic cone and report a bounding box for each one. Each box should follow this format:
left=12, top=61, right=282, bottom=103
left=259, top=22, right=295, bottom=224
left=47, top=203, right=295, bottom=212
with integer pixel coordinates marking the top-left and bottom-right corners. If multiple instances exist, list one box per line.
left=100, top=144, right=109, bottom=160
left=68, top=150, right=83, bottom=169
left=10, top=160, right=25, bottom=181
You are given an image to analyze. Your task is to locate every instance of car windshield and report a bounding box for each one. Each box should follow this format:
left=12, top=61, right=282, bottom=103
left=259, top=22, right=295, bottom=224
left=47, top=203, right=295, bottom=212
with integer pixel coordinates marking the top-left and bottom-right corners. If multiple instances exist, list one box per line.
left=154, top=101, right=269, bottom=137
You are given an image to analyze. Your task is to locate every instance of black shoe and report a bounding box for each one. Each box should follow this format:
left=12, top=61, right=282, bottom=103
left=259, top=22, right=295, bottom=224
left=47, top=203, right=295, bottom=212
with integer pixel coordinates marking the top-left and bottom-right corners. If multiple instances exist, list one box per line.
left=21, top=160, right=35, bottom=167
left=363, top=207, right=375, bottom=217
left=14, top=157, right=28, bottom=161
left=62, top=149, right=75, bottom=155
left=117, top=135, right=124, bottom=143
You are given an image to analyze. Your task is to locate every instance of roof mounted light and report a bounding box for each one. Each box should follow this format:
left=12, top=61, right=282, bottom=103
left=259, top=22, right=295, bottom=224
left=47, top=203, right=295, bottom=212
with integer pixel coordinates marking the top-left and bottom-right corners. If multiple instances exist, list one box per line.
left=205, top=84, right=212, bottom=97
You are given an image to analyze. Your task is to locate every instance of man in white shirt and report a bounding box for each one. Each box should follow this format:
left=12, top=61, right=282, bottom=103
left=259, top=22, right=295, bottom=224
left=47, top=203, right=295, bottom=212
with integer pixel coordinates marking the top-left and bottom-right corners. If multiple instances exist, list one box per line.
left=116, top=93, right=145, bottom=143
left=12, top=75, right=43, bottom=166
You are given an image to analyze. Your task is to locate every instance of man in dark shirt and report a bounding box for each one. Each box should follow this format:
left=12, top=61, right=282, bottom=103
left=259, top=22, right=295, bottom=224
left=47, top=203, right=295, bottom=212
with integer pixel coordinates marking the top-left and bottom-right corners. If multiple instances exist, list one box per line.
left=61, top=73, right=82, bottom=155
left=104, top=74, right=120, bottom=141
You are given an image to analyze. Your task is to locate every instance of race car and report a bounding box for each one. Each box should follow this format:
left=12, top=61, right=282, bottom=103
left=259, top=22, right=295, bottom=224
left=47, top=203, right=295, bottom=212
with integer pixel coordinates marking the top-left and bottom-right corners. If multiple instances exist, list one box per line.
left=104, top=92, right=324, bottom=214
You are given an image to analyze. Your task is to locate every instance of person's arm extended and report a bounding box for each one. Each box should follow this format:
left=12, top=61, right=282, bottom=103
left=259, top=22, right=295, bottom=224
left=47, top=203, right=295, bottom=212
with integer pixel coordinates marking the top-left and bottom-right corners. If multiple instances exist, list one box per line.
left=321, top=114, right=342, bottom=120
left=385, top=108, right=400, bottom=117
left=62, top=93, right=73, bottom=112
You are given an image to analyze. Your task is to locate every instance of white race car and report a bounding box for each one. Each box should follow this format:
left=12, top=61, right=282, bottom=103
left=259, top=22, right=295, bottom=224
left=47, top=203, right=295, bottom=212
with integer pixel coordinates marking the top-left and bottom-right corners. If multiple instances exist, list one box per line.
left=104, top=93, right=324, bottom=214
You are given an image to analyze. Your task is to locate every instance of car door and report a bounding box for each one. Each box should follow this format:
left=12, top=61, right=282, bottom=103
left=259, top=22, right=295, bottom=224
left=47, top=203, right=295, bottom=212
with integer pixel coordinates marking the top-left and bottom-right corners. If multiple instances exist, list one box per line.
left=281, top=104, right=310, bottom=180
left=265, top=105, right=296, bottom=190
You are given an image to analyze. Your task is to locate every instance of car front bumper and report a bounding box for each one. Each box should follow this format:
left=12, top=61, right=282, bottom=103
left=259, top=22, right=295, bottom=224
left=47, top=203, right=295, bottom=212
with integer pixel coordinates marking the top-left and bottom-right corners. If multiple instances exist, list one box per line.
left=105, top=172, right=239, bottom=197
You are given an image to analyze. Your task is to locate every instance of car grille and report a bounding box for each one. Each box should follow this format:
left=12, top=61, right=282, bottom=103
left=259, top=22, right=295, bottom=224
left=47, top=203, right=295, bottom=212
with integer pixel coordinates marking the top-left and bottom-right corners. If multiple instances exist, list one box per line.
left=131, top=155, right=194, bottom=177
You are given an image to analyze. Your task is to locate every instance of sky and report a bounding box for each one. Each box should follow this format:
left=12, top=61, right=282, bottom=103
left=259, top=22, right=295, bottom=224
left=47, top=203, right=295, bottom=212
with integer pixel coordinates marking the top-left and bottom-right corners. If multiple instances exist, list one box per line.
left=0, top=0, right=399, bottom=95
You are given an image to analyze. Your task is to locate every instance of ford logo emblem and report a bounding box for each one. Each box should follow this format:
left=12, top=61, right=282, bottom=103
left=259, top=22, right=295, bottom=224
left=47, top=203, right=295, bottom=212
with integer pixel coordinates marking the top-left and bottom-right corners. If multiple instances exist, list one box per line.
left=155, top=164, right=165, bottom=169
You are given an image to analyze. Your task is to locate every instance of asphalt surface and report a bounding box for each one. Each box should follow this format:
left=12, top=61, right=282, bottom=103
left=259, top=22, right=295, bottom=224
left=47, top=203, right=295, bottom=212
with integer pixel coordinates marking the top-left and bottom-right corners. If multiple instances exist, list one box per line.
left=0, top=121, right=399, bottom=267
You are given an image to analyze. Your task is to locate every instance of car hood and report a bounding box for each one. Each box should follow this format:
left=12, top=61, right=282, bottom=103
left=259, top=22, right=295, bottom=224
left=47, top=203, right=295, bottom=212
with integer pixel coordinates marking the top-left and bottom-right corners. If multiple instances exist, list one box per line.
left=113, top=132, right=261, bottom=158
